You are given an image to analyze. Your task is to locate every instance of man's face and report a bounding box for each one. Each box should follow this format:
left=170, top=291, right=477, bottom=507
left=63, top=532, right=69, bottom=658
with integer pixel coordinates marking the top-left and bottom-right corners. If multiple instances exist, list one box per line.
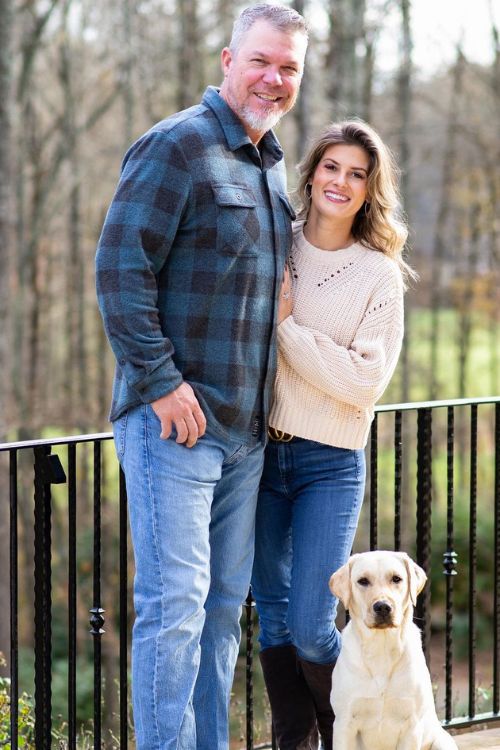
left=219, top=19, right=307, bottom=144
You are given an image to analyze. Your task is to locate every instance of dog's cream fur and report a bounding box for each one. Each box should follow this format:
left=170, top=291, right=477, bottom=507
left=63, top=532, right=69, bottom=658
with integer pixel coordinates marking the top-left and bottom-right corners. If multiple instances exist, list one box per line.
left=329, top=551, right=458, bottom=750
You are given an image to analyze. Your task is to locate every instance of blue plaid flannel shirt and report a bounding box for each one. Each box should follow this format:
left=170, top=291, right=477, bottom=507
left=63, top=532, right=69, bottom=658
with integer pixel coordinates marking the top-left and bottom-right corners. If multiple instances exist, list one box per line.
left=96, top=86, right=295, bottom=445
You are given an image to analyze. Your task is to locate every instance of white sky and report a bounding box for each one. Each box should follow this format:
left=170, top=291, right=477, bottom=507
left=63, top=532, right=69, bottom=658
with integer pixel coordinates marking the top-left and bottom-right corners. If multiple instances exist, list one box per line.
left=309, top=0, right=499, bottom=76
left=381, top=0, right=499, bottom=75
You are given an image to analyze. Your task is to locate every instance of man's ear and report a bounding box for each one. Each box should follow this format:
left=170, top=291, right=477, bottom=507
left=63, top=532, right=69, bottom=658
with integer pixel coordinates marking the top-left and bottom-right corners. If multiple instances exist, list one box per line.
left=403, top=554, right=427, bottom=606
left=329, top=559, right=353, bottom=610
left=221, top=47, right=232, bottom=77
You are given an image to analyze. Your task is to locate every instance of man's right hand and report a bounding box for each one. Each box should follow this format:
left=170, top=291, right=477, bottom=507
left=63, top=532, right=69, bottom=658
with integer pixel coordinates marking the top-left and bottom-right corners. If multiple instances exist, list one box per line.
left=151, top=382, right=207, bottom=448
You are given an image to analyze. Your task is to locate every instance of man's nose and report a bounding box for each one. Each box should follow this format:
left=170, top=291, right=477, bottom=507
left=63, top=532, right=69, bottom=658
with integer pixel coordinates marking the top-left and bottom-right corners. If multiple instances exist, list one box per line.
left=262, top=67, right=282, bottom=86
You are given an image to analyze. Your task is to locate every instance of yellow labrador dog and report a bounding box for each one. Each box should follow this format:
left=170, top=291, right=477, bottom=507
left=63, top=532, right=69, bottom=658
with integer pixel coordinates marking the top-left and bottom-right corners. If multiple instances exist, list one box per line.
left=329, top=551, right=457, bottom=750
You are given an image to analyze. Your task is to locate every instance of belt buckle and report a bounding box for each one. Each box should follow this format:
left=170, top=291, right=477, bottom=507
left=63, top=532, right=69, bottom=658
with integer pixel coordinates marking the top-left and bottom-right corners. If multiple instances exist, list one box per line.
left=268, top=427, right=294, bottom=442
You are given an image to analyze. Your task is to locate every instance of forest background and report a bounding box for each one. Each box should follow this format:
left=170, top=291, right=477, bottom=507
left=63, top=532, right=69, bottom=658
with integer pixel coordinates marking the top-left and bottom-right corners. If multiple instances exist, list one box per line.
left=0, top=0, right=498, bottom=745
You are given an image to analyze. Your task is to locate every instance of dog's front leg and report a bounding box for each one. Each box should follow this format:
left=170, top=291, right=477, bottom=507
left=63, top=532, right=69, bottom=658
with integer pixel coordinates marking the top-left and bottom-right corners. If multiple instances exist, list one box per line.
left=396, top=724, right=421, bottom=750
left=430, top=728, right=459, bottom=750
left=332, top=717, right=359, bottom=750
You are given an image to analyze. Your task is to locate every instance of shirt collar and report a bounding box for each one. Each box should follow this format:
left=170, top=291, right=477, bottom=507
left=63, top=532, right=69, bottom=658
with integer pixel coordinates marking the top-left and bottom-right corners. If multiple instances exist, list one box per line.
left=202, top=86, right=284, bottom=166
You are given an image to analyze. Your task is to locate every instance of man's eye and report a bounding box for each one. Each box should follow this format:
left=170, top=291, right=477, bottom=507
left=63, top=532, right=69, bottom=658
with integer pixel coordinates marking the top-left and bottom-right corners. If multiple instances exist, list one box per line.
left=357, top=577, right=370, bottom=587
left=392, top=575, right=402, bottom=584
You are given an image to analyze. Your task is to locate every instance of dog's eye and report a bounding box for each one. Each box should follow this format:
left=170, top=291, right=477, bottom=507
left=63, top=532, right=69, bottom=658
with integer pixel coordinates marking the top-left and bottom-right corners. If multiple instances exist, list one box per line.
left=357, top=577, right=370, bottom=587
left=392, top=575, right=402, bottom=584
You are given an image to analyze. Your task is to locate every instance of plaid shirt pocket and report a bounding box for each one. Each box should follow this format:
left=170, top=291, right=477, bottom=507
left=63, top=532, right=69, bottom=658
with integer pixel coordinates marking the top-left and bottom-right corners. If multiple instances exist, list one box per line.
left=213, top=184, right=259, bottom=257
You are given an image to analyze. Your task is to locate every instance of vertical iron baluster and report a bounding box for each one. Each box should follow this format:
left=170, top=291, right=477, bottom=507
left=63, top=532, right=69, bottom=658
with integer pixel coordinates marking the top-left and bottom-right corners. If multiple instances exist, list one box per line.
left=416, top=408, right=432, bottom=661
left=68, top=444, right=77, bottom=750
left=443, top=407, right=457, bottom=723
left=370, top=413, right=378, bottom=550
left=394, top=411, right=402, bottom=551
left=90, top=442, right=105, bottom=750
left=494, top=402, right=500, bottom=714
left=9, top=449, right=18, bottom=750
left=246, top=590, right=254, bottom=750
left=468, top=405, right=478, bottom=718
left=33, top=445, right=53, bottom=750
left=119, top=467, right=128, bottom=750
left=33, top=447, right=65, bottom=748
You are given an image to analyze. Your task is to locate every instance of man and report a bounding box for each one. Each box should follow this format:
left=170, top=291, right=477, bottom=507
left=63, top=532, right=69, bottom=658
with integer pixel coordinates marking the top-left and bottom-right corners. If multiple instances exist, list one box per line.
left=96, top=4, right=308, bottom=748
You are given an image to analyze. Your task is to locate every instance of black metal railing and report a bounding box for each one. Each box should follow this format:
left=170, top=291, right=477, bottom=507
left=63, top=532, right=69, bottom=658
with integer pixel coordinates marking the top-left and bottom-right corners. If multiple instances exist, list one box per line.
left=1, top=396, right=499, bottom=748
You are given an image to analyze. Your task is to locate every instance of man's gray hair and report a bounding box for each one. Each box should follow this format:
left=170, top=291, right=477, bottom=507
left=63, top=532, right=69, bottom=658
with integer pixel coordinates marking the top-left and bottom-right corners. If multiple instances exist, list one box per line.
left=229, top=3, right=309, bottom=54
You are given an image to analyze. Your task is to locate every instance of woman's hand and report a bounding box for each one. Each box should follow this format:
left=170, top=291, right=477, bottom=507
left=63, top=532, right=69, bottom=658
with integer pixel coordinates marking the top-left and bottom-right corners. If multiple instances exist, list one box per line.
left=278, top=264, right=293, bottom=323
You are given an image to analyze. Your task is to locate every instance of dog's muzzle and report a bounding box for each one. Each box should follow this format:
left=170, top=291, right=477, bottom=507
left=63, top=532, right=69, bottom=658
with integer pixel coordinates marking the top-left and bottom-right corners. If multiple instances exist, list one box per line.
left=372, top=600, right=394, bottom=627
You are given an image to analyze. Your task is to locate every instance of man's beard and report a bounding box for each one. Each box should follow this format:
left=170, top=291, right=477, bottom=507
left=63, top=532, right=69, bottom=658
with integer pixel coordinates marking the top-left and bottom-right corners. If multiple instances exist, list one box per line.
left=239, top=103, right=284, bottom=134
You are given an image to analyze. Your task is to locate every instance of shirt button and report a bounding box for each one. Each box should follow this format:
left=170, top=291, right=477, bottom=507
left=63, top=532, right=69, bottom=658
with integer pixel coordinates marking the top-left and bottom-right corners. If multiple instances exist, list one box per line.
left=236, top=193, right=241, bottom=200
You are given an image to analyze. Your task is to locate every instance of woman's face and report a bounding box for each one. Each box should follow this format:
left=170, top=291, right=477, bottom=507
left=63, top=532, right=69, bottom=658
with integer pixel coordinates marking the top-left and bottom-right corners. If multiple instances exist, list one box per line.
left=308, top=143, right=370, bottom=226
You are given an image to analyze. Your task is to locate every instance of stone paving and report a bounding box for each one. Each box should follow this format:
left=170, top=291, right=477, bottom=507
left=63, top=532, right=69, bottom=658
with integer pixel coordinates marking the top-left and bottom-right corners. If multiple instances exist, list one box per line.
left=453, top=728, right=500, bottom=749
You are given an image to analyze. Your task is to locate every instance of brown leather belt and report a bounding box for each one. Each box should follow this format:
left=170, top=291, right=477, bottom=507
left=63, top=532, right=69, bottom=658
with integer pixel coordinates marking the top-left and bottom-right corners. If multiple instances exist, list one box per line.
left=267, top=426, right=294, bottom=442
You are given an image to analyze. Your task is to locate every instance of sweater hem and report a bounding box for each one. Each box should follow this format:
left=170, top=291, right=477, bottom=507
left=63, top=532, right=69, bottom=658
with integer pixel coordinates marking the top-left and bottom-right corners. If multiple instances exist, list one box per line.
left=269, top=403, right=372, bottom=450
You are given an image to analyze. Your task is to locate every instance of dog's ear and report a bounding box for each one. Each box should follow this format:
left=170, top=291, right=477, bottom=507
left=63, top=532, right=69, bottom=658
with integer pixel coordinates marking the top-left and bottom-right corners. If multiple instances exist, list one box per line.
left=329, top=560, right=352, bottom=610
left=403, top=555, right=427, bottom=606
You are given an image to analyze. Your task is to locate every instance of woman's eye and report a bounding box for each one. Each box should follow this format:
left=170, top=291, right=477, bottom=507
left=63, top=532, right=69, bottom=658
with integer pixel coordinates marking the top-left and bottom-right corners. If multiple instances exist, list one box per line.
left=352, top=172, right=364, bottom=179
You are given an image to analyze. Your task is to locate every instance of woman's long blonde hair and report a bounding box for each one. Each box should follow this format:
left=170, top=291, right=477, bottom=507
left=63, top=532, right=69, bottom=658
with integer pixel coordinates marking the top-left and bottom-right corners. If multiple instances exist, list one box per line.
left=295, top=120, right=415, bottom=285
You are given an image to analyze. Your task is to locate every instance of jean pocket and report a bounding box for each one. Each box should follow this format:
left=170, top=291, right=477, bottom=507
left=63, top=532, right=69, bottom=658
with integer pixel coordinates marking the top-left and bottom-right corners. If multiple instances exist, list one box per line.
left=213, top=184, right=259, bottom=257
left=113, top=411, right=129, bottom=462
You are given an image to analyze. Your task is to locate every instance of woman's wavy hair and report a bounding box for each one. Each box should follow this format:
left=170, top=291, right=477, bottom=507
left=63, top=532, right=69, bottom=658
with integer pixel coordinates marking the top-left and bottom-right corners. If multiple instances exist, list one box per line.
left=295, top=119, right=415, bottom=285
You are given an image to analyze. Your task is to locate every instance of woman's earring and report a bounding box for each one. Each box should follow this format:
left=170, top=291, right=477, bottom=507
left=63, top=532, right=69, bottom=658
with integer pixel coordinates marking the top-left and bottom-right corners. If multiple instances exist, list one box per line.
left=364, top=201, right=371, bottom=216
left=306, top=183, right=312, bottom=199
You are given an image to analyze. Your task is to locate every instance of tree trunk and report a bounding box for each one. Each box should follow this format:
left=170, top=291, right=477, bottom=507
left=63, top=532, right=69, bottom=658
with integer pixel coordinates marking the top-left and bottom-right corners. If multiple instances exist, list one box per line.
left=397, top=0, right=413, bottom=405
left=177, top=0, right=202, bottom=110
left=428, top=47, right=465, bottom=400
left=292, top=0, right=311, bottom=162
left=326, top=0, right=366, bottom=117
left=487, top=0, right=500, bottom=396
left=457, top=178, right=480, bottom=397
left=60, top=0, right=89, bottom=430
left=0, top=0, right=15, bottom=671
left=122, top=0, right=135, bottom=148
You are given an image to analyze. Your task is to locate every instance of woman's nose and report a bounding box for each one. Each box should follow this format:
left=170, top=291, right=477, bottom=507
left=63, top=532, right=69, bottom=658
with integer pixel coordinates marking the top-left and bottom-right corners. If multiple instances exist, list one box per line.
left=333, top=172, right=347, bottom=186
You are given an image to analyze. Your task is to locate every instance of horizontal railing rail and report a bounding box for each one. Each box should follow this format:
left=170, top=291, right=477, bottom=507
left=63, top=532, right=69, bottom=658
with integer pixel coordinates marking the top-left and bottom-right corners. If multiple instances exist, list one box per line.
left=1, top=395, right=499, bottom=748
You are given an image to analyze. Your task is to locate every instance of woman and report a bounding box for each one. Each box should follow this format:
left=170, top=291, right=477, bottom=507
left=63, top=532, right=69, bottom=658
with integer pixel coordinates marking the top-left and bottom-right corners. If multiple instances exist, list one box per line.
left=251, top=120, right=413, bottom=750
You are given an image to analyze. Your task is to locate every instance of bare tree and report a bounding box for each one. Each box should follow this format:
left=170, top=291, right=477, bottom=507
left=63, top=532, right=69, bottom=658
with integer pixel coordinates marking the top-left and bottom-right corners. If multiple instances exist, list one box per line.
left=0, top=0, right=15, bottom=669
left=487, top=0, right=500, bottom=395
left=59, top=0, right=89, bottom=426
left=428, top=47, right=465, bottom=400
left=456, top=176, right=481, bottom=398
left=397, top=0, right=413, bottom=404
left=292, top=0, right=311, bottom=161
left=122, top=0, right=135, bottom=147
left=325, top=0, right=368, bottom=117
left=176, top=0, right=202, bottom=109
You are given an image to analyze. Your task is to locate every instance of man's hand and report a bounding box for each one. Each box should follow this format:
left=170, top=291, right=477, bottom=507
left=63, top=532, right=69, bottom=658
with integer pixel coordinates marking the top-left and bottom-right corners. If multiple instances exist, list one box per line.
left=278, top=263, right=293, bottom=323
left=151, top=382, right=207, bottom=448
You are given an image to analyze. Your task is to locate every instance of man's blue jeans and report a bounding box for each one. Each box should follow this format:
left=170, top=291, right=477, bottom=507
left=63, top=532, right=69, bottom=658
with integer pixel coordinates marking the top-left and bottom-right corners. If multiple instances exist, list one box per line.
left=251, top=437, right=365, bottom=664
left=114, top=404, right=265, bottom=750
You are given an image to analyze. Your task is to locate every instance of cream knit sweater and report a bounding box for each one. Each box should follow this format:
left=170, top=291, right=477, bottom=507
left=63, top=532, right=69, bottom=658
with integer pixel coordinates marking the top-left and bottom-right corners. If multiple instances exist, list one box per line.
left=269, top=221, right=404, bottom=449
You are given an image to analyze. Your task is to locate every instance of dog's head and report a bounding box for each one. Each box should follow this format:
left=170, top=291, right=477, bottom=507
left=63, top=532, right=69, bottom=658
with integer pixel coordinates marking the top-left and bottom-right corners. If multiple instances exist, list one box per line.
left=329, top=551, right=427, bottom=630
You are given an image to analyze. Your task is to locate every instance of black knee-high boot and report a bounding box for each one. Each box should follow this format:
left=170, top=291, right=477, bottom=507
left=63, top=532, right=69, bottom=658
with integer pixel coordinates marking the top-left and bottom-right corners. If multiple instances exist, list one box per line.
left=260, top=645, right=319, bottom=750
left=297, top=659, right=335, bottom=750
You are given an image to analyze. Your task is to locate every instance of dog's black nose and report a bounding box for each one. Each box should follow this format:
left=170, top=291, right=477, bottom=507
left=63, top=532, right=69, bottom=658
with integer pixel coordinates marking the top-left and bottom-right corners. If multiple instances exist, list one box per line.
left=373, top=601, right=392, bottom=617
